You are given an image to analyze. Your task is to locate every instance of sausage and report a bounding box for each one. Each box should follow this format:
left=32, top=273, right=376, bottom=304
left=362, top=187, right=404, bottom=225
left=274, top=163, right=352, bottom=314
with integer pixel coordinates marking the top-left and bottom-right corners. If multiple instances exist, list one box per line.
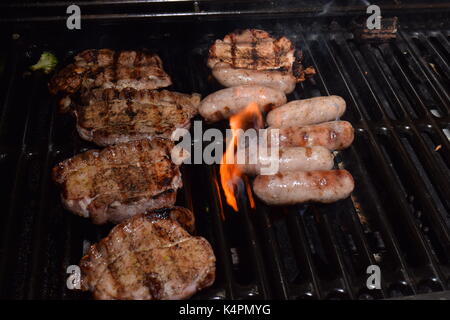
left=266, top=95, right=346, bottom=127
left=268, top=121, right=354, bottom=151
left=198, top=85, right=287, bottom=122
left=212, top=63, right=297, bottom=94
left=253, top=170, right=354, bottom=205
left=236, top=146, right=334, bottom=175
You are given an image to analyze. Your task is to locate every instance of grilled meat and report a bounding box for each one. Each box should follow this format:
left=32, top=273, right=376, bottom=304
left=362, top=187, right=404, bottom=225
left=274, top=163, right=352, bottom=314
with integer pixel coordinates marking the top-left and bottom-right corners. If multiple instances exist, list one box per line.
left=208, top=29, right=295, bottom=71
left=52, top=138, right=182, bottom=224
left=146, top=206, right=196, bottom=235
left=80, top=212, right=216, bottom=300
left=49, top=49, right=172, bottom=96
left=198, top=85, right=287, bottom=122
left=269, top=121, right=355, bottom=151
left=236, top=146, right=334, bottom=175
left=72, top=88, right=200, bottom=146
left=253, top=170, right=355, bottom=205
left=212, top=62, right=297, bottom=94
left=208, top=29, right=315, bottom=90
left=266, top=96, right=346, bottom=128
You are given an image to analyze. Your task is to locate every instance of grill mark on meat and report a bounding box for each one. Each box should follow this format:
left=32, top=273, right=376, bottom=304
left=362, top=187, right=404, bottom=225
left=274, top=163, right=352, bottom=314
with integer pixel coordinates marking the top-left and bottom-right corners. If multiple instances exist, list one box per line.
left=134, top=51, right=141, bottom=67
left=112, top=51, right=119, bottom=84
left=93, top=50, right=99, bottom=65
left=79, top=212, right=215, bottom=299
left=120, top=224, right=148, bottom=298
left=103, top=227, right=128, bottom=297
left=207, top=29, right=314, bottom=83
left=273, top=36, right=280, bottom=68
left=207, top=29, right=295, bottom=71
left=124, top=87, right=135, bottom=118
left=250, top=29, right=258, bottom=69
left=50, top=50, right=172, bottom=98
left=91, top=226, right=139, bottom=296
left=144, top=273, right=163, bottom=299
left=88, top=240, right=206, bottom=297
left=74, top=89, right=200, bottom=146
left=230, top=33, right=237, bottom=67
left=52, top=139, right=181, bottom=224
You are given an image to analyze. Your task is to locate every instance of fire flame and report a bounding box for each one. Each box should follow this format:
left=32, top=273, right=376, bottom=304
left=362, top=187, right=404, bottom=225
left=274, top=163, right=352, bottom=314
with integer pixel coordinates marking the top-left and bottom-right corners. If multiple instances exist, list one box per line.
left=220, top=102, right=263, bottom=211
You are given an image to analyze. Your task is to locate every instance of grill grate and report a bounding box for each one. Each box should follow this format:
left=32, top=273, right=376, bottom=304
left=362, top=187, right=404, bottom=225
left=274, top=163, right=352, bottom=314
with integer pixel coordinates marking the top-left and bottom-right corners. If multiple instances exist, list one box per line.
left=0, top=16, right=449, bottom=300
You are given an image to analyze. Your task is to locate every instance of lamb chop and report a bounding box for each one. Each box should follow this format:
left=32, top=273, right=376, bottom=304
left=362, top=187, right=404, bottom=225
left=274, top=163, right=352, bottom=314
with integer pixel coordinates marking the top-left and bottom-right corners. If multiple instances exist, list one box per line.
left=49, top=49, right=172, bottom=111
left=72, top=88, right=200, bottom=146
left=52, top=138, right=182, bottom=224
left=80, top=211, right=215, bottom=300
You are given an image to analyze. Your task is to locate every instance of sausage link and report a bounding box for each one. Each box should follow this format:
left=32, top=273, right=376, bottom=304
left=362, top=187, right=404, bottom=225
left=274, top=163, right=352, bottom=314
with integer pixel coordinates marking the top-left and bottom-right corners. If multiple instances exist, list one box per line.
left=268, top=121, right=354, bottom=151
left=198, top=85, right=286, bottom=122
left=253, top=170, right=354, bottom=205
left=266, top=95, right=346, bottom=127
left=212, top=62, right=296, bottom=94
left=236, top=146, right=334, bottom=175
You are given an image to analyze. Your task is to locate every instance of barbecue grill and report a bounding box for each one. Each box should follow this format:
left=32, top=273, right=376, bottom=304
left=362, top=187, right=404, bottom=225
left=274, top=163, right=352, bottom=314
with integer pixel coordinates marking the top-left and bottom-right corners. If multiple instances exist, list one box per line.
left=0, top=0, right=449, bottom=300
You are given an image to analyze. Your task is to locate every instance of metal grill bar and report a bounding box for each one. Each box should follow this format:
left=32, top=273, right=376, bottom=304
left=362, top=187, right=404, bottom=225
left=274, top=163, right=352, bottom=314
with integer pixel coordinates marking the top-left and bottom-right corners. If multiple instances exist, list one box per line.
left=317, top=31, right=423, bottom=293
left=255, top=203, right=290, bottom=299
left=340, top=35, right=446, bottom=285
left=284, top=211, right=323, bottom=299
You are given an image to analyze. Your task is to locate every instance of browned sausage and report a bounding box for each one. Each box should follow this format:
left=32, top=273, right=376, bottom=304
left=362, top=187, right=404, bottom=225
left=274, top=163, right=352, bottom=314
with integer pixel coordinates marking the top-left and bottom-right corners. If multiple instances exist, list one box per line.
left=212, top=62, right=297, bottom=94
left=198, top=85, right=287, bottom=122
left=253, top=170, right=354, bottom=205
left=236, top=146, right=334, bottom=175
left=266, top=95, right=346, bottom=127
left=268, top=121, right=354, bottom=151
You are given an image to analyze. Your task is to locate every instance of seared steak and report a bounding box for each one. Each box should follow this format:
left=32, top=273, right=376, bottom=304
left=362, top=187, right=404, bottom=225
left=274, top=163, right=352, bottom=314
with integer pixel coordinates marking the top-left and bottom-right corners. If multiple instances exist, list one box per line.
left=52, top=138, right=182, bottom=224
left=207, top=29, right=295, bottom=71
left=49, top=49, right=172, bottom=97
left=73, top=88, right=200, bottom=146
left=80, top=212, right=216, bottom=300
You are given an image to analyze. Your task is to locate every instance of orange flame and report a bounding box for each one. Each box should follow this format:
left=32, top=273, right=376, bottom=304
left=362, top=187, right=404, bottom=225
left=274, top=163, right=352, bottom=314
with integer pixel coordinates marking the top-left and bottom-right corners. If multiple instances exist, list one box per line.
left=220, top=102, right=263, bottom=211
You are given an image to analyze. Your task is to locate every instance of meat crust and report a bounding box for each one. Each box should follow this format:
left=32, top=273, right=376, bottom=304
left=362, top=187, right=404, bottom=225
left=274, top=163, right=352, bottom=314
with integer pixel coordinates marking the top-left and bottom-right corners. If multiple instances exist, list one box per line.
left=73, top=88, right=200, bottom=146
left=52, top=138, right=182, bottom=224
left=80, top=212, right=216, bottom=300
left=49, top=49, right=172, bottom=96
left=145, top=207, right=196, bottom=235
left=208, top=29, right=295, bottom=71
